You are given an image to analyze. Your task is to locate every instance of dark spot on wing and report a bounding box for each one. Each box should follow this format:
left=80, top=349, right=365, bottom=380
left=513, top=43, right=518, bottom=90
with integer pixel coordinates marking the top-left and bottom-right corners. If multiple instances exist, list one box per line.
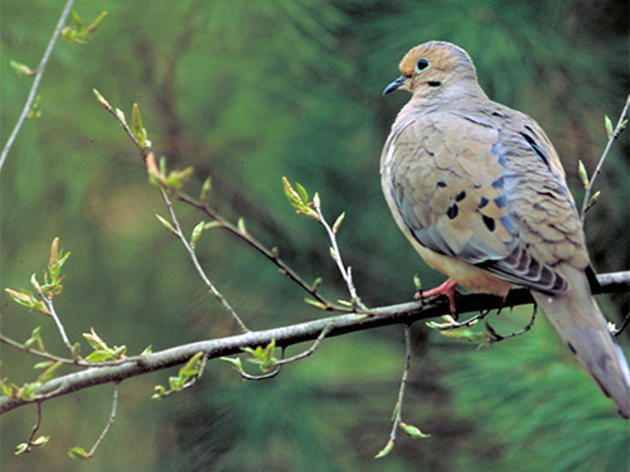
left=500, top=215, right=514, bottom=233
left=437, top=180, right=447, bottom=188
left=593, top=376, right=611, bottom=399
left=492, top=176, right=504, bottom=188
left=455, top=190, right=466, bottom=202
left=520, top=132, right=550, bottom=168
left=567, top=342, right=577, bottom=355
left=478, top=197, right=489, bottom=209
left=491, top=142, right=507, bottom=165
left=446, top=204, right=458, bottom=219
left=493, top=195, right=507, bottom=208
left=482, top=215, right=495, bottom=232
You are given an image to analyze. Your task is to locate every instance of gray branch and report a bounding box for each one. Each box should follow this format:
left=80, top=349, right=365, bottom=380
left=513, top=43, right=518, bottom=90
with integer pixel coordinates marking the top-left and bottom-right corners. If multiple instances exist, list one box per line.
left=1, top=270, right=628, bottom=415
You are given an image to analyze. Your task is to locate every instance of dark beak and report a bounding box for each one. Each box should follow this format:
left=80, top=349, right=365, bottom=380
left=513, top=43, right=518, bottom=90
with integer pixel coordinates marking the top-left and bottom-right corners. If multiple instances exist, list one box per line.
left=383, top=76, right=406, bottom=95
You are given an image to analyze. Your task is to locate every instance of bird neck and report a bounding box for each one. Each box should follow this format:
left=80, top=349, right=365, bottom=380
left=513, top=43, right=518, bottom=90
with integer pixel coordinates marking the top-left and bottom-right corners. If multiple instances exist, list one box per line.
left=408, top=79, right=488, bottom=110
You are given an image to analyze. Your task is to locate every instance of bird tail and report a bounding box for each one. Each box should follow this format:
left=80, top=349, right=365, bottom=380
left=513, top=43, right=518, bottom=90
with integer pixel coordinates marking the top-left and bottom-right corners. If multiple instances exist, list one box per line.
left=532, top=270, right=630, bottom=418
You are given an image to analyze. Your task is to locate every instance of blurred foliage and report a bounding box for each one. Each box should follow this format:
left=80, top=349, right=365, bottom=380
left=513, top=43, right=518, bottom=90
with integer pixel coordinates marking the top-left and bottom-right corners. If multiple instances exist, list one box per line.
left=1, top=0, right=628, bottom=470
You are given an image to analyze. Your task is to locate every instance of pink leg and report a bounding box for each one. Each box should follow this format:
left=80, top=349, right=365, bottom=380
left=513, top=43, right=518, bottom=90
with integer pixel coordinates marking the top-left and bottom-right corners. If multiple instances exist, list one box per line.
left=415, top=278, right=458, bottom=314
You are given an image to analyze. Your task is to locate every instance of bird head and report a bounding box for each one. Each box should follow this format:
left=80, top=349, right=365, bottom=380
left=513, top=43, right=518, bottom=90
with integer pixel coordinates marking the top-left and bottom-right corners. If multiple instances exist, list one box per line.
left=383, top=41, right=478, bottom=98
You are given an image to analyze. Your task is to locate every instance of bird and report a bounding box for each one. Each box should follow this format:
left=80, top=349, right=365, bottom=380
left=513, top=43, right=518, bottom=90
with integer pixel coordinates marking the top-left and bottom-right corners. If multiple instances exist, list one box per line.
left=380, top=40, right=630, bottom=418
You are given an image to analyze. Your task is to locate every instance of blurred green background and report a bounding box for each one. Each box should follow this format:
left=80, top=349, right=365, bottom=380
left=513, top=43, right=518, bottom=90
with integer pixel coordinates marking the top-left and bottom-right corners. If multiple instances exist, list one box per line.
left=1, top=0, right=629, bottom=470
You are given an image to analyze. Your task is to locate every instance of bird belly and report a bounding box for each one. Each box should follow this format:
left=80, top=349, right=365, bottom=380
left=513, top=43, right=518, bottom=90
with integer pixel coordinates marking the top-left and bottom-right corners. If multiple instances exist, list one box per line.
left=410, top=238, right=514, bottom=297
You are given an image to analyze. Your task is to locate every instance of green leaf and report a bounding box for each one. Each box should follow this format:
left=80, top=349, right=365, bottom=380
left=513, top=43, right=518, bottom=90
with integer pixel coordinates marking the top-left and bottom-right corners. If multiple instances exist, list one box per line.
left=303, top=298, right=327, bottom=310
left=577, top=160, right=589, bottom=188
left=26, top=95, right=42, bottom=120
left=151, top=385, right=166, bottom=399
left=86, top=11, right=108, bottom=33
left=0, top=379, right=15, bottom=397
left=332, top=211, right=345, bottom=234
left=374, top=440, right=394, bottom=459
left=295, top=182, right=309, bottom=203
left=131, top=103, right=144, bottom=143
left=15, top=443, right=29, bottom=455
left=85, top=350, right=114, bottom=362
left=71, top=10, right=84, bottom=27
left=604, top=115, right=614, bottom=140
left=200, top=176, right=212, bottom=201
left=237, top=217, right=247, bottom=234
left=169, top=375, right=183, bottom=390
left=10, top=60, right=35, bottom=77
left=31, top=435, right=51, bottom=447
left=190, top=221, right=205, bottom=248
left=68, top=446, right=89, bottom=460
left=140, top=344, right=153, bottom=356
left=72, top=342, right=81, bottom=360
left=155, top=214, right=176, bottom=233
left=33, top=361, right=54, bottom=370
left=220, top=356, right=243, bottom=371
left=413, top=274, right=422, bottom=291
left=179, top=351, right=204, bottom=378
left=92, top=88, right=110, bottom=108
left=204, top=221, right=223, bottom=230
left=82, top=328, right=109, bottom=350
left=399, top=421, right=431, bottom=438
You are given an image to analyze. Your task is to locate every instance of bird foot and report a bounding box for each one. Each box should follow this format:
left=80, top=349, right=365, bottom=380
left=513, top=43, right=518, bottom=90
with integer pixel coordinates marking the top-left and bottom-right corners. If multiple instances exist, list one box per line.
left=414, top=278, right=459, bottom=314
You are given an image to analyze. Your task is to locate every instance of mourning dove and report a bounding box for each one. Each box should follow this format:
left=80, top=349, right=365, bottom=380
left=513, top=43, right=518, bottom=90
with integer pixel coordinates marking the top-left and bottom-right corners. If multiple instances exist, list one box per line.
left=381, top=41, right=630, bottom=417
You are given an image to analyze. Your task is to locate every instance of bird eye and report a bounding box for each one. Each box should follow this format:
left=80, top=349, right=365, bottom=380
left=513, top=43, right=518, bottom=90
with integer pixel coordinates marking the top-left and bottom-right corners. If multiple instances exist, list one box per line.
left=414, top=57, right=430, bottom=73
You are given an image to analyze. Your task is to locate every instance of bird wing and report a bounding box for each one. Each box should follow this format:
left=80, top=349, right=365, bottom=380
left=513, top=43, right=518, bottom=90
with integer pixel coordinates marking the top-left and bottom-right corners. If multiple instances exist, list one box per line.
left=381, top=108, right=590, bottom=294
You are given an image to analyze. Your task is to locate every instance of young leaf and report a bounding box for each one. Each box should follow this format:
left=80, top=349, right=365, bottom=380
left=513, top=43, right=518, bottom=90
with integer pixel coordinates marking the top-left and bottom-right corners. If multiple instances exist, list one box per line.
left=10, top=60, right=35, bottom=77
left=190, top=221, right=205, bottom=248
left=68, top=446, right=89, bottom=460
left=155, top=214, right=176, bottom=234
left=374, top=440, right=394, bottom=459
left=131, top=103, right=144, bottom=143
left=332, top=212, right=345, bottom=234
left=604, top=115, right=614, bottom=140
left=577, top=160, right=589, bottom=188
left=92, top=88, right=110, bottom=108
left=200, top=176, right=212, bottom=202
left=304, top=298, right=327, bottom=310
left=31, top=435, right=51, bottom=447
left=237, top=217, right=247, bottom=235
left=413, top=274, right=422, bottom=292
left=399, top=421, right=431, bottom=438
left=295, top=182, right=309, bottom=203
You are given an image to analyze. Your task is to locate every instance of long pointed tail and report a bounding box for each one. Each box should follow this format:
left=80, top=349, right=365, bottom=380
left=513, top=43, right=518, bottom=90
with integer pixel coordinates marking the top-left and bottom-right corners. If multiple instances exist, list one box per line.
left=532, top=271, right=630, bottom=418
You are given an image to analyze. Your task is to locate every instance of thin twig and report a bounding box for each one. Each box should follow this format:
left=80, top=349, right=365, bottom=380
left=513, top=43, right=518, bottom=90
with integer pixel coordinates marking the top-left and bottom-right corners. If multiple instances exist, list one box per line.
left=0, top=330, right=151, bottom=368
left=93, top=91, right=339, bottom=310
left=37, top=289, right=73, bottom=354
left=0, top=0, right=75, bottom=173
left=22, top=402, right=43, bottom=454
left=181, top=193, right=340, bottom=310
left=376, top=325, right=414, bottom=457
left=313, top=200, right=366, bottom=310
left=580, top=95, right=630, bottom=220
left=234, top=321, right=335, bottom=380
left=276, top=320, right=335, bottom=365
left=613, top=313, right=630, bottom=337
left=433, top=309, right=492, bottom=330
left=84, top=383, right=119, bottom=458
left=160, top=189, right=250, bottom=332
left=486, top=304, right=538, bottom=343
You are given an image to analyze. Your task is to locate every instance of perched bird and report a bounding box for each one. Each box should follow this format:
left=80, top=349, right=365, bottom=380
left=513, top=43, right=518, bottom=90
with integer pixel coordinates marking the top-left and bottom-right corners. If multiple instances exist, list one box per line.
left=380, top=40, right=630, bottom=417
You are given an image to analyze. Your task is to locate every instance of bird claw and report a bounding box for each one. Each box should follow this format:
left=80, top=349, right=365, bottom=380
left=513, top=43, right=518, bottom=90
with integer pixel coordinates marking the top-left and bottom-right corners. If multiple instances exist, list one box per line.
left=414, top=278, right=459, bottom=315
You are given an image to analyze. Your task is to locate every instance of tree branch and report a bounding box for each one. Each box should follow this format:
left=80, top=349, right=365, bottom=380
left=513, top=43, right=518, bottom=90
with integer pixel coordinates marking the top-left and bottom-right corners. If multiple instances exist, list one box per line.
left=2, top=270, right=628, bottom=416
left=0, top=0, right=75, bottom=173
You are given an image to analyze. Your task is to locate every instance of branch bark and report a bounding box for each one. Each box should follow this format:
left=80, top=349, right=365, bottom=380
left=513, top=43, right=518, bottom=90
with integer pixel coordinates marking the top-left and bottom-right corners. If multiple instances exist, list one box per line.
left=1, top=271, right=628, bottom=416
